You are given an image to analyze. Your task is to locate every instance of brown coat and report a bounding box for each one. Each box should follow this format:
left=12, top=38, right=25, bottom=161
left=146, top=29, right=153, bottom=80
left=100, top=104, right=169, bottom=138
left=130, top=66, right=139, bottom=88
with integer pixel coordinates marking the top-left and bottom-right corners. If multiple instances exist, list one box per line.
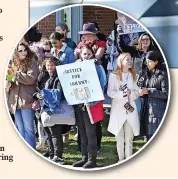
left=7, top=59, right=39, bottom=114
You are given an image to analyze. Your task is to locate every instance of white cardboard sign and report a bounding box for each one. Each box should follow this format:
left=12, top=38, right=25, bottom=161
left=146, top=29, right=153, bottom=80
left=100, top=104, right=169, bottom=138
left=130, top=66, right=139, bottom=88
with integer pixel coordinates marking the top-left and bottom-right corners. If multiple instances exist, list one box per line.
left=56, top=60, right=104, bottom=105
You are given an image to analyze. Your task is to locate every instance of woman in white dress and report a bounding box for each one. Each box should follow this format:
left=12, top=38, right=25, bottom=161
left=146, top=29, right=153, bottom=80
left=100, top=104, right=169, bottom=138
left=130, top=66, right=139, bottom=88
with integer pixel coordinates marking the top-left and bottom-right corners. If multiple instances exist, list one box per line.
left=107, top=52, right=140, bottom=161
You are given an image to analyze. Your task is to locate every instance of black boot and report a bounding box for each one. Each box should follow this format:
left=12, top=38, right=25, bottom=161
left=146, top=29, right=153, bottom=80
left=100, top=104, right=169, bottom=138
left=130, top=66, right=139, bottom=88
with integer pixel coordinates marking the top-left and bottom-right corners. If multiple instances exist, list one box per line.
left=83, top=156, right=97, bottom=169
left=73, top=156, right=88, bottom=167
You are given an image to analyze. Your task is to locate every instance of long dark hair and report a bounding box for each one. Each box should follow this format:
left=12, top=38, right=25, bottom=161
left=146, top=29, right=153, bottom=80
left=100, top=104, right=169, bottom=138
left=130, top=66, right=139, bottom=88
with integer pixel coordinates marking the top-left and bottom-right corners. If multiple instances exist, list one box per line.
left=146, top=50, right=162, bottom=70
left=49, top=32, right=64, bottom=41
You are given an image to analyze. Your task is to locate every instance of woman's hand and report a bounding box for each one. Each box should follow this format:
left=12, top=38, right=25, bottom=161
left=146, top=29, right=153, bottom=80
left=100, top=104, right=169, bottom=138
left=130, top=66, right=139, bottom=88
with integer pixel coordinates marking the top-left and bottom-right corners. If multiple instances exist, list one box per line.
left=139, top=88, right=148, bottom=96
left=142, top=88, right=148, bottom=95
left=36, top=93, right=44, bottom=100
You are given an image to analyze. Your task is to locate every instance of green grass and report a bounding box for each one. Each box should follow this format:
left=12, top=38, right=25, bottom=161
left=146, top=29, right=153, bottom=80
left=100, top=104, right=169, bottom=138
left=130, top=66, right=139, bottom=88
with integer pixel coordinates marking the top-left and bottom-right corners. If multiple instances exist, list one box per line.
left=37, top=115, right=145, bottom=167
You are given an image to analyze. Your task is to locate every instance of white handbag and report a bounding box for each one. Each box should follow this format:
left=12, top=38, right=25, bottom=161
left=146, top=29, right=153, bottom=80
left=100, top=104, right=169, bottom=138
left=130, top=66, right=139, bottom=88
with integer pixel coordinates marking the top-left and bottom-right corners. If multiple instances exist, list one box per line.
left=41, top=100, right=75, bottom=127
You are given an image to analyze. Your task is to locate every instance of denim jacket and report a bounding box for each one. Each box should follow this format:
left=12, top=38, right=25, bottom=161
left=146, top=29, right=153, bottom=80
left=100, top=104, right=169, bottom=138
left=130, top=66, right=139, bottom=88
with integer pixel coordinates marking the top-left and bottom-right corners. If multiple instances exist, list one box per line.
left=41, top=89, right=62, bottom=114
left=51, top=43, right=75, bottom=65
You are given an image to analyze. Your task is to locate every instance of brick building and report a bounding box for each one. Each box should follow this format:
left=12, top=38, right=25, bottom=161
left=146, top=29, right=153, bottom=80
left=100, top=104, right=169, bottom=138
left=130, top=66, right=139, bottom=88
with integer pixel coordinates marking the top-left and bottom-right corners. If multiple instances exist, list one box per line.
left=35, top=5, right=117, bottom=43
left=83, top=6, right=116, bottom=36
left=35, top=13, right=56, bottom=38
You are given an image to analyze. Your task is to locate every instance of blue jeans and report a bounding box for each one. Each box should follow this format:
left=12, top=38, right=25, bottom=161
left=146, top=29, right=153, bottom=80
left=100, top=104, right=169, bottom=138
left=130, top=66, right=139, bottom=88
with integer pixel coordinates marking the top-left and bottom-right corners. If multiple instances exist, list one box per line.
left=15, top=108, right=36, bottom=149
left=135, top=97, right=143, bottom=120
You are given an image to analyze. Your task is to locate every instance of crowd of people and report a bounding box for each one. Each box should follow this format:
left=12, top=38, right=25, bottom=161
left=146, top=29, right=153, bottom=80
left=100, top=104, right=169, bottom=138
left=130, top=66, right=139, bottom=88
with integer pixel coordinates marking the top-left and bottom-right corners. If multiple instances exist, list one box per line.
left=5, top=21, right=169, bottom=169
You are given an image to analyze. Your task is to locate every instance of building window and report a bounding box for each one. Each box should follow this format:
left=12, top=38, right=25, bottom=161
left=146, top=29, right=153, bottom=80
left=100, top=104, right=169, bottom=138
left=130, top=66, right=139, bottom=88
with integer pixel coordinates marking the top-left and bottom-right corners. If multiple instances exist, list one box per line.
left=61, top=8, right=72, bottom=38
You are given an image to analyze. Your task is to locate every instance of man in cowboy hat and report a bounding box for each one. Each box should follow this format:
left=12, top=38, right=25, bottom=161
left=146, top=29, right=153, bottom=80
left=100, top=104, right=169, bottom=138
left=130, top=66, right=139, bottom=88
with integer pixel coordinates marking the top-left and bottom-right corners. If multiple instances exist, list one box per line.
left=75, top=22, right=106, bottom=62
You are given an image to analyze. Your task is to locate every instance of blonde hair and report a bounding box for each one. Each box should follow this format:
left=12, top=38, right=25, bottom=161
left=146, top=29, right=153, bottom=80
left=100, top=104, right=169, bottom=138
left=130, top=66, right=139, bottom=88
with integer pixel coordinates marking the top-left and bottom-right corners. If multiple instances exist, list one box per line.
left=114, top=53, right=136, bottom=81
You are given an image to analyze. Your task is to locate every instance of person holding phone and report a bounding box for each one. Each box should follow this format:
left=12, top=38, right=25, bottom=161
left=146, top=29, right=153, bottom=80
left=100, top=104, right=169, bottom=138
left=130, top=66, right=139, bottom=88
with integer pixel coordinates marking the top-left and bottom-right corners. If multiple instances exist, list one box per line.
left=137, top=51, right=168, bottom=140
left=107, top=52, right=139, bottom=161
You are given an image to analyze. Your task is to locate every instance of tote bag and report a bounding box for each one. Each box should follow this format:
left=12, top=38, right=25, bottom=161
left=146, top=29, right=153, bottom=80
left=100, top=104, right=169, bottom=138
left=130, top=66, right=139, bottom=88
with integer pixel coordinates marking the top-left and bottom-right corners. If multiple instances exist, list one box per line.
left=41, top=100, right=75, bottom=127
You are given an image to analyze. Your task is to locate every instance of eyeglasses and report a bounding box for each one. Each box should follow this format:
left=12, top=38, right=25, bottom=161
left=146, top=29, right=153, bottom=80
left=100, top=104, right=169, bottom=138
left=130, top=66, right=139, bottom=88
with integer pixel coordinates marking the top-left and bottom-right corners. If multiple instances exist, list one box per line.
left=141, top=38, right=150, bottom=42
left=18, top=49, right=27, bottom=53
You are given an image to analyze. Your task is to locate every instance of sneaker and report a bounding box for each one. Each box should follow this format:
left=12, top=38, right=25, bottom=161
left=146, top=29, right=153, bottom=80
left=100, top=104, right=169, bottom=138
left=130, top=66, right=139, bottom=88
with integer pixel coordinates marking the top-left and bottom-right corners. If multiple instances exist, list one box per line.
left=52, top=156, right=65, bottom=165
left=143, top=136, right=147, bottom=143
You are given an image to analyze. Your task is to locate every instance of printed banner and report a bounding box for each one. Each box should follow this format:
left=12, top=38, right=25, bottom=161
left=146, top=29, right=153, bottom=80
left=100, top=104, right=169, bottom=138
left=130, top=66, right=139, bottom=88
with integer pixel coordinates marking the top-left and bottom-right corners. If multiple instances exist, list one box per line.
left=56, top=60, right=104, bottom=105
left=117, top=12, right=145, bottom=34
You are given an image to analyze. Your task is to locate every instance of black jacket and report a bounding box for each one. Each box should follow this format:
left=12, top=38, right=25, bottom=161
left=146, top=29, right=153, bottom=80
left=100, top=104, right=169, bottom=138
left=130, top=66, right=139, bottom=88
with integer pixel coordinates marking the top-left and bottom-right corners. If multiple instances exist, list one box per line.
left=137, top=68, right=168, bottom=136
left=38, top=70, right=49, bottom=90
left=119, top=35, right=158, bottom=74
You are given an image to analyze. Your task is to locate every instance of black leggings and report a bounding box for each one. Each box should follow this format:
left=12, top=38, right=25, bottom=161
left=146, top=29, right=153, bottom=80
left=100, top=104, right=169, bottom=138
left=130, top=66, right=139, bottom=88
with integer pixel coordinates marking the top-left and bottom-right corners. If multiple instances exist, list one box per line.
left=77, top=122, right=102, bottom=151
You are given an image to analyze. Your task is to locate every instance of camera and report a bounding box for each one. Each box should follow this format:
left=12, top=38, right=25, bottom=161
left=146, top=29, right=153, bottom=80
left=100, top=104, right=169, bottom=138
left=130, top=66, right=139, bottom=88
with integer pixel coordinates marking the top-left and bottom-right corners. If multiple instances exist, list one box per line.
left=137, top=76, right=144, bottom=88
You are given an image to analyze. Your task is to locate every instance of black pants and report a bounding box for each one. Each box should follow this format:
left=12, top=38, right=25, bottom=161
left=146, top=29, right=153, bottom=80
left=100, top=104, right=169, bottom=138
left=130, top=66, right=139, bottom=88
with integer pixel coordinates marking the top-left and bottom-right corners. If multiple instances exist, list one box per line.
left=147, top=134, right=152, bottom=141
left=44, top=125, right=63, bottom=158
left=35, top=111, right=65, bottom=158
left=77, top=122, right=102, bottom=151
left=74, top=105, right=97, bottom=158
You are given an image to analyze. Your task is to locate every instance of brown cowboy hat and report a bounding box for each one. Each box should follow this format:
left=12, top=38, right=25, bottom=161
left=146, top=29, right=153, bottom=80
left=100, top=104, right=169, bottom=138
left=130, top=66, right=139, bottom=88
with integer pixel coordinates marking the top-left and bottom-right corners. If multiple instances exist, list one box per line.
left=78, top=23, right=98, bottom=34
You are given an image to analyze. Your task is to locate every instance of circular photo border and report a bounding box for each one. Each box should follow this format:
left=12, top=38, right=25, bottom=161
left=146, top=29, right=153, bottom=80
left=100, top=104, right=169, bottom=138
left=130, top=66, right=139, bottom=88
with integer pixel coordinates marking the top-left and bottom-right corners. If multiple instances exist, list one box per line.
left=4, top=3, right=171, bottom=171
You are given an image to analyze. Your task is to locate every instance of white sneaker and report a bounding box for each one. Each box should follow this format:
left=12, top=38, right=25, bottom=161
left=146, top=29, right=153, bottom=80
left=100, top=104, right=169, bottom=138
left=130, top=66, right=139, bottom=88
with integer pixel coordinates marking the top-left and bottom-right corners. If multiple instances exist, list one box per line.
left=52, top=156, right=65, bottom=165
left=143, top=136, right=147, bottom=143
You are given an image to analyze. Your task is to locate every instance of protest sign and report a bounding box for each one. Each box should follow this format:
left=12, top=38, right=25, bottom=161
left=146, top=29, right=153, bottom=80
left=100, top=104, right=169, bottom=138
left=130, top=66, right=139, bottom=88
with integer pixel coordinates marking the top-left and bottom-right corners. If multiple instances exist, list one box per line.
left=117, top=12, right=145, bottom=34
left=56, top=60, right=104, bottom=105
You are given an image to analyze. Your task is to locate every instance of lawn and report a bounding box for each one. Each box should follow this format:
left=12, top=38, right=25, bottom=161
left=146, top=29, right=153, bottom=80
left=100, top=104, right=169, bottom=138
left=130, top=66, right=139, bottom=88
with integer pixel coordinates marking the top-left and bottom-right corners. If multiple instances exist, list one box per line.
left=37, top=114, right=145, bottom=168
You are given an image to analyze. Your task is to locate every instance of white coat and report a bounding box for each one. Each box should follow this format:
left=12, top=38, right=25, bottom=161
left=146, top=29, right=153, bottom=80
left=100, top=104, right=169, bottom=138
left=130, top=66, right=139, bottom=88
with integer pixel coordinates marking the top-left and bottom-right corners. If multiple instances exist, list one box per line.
left=107, top=72, right=140, bottom=136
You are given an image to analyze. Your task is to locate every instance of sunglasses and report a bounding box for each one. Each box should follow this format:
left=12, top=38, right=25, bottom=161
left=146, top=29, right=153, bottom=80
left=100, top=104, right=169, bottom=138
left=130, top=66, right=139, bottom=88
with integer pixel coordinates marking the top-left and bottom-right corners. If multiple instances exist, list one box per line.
left=50, top=41, right=58, bottom=45
left=18, top=49, right=27, bottom=53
